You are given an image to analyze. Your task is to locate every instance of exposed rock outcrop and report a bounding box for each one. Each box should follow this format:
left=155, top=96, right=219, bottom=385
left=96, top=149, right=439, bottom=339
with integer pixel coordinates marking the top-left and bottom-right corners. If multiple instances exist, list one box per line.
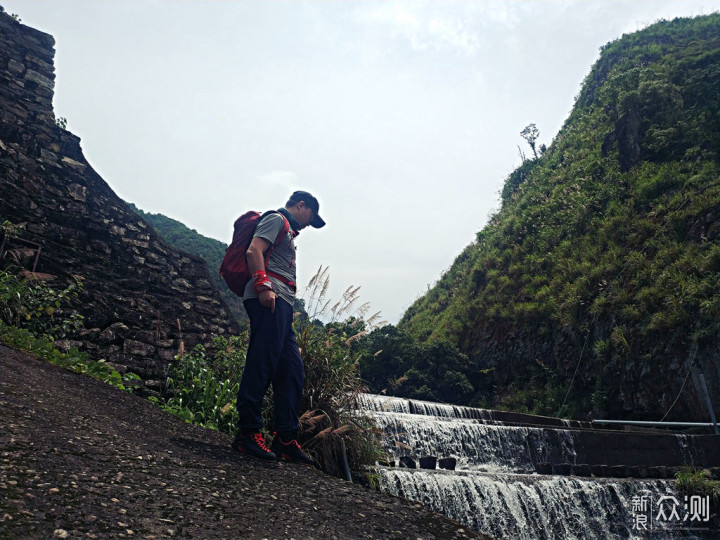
left=0, top=11, right=240, bottom=385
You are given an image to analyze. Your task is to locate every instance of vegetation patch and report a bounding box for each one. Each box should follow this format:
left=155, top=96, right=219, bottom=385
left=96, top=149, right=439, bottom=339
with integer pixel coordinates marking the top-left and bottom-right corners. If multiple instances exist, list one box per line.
left=0, top=266, right=138, bottom=392
left=676, top=466, right=720, bottom=502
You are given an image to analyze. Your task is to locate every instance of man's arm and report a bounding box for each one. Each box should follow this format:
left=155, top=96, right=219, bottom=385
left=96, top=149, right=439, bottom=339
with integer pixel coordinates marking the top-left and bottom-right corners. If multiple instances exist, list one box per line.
left=246, top=236, right=271, bottom=274
left=246, top=236, right=277, bottom=313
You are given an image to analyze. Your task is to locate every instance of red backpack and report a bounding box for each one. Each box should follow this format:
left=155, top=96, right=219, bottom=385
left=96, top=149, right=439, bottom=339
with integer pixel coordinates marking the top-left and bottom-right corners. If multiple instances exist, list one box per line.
left=219, top=210, right=295, bottom=297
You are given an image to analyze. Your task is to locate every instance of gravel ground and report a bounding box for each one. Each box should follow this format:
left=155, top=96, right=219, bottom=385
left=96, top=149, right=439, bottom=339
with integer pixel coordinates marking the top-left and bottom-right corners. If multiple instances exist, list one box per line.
left=0, top=344, right=489, bottom=540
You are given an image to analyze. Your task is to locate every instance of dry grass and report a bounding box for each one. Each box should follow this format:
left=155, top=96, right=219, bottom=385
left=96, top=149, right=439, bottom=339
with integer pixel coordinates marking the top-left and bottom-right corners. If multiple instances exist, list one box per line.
left=294, top=266, right=387, bottom=476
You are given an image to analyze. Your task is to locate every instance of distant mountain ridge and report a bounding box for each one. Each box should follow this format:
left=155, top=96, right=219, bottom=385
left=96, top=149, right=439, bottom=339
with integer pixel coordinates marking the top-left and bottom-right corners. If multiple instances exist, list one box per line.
left=399, top=15, right=720, bottom=422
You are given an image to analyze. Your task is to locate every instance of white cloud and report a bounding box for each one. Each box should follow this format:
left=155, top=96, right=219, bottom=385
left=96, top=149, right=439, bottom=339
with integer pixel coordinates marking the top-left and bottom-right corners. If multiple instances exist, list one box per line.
left=257, top=171, right=299, bottom=191
left=353, top=1, right=484, bottom=56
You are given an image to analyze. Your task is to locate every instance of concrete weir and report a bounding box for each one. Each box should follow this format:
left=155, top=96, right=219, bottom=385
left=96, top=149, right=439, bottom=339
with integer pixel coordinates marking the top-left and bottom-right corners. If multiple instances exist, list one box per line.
left=355, top=394, right=720, bottom=539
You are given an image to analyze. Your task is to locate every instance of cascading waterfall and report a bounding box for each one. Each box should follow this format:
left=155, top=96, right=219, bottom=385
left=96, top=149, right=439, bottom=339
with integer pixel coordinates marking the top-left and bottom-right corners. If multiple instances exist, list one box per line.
left=355, top=393, right=498, bottom=420
left=356, top=394, right=698, bottom=539
left=377, top=469, right=675, bottom=539
left=368, top=410, right=578, bottom=472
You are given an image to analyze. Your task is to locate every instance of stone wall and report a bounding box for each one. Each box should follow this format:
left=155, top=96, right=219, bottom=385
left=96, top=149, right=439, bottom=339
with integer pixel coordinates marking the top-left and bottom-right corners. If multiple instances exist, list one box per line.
left=0, top=11, right=240, bottom=389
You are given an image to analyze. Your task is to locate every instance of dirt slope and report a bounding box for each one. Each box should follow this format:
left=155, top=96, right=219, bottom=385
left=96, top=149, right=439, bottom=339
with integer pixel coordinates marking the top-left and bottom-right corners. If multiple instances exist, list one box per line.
left=0, top=344, right=487, bottom=540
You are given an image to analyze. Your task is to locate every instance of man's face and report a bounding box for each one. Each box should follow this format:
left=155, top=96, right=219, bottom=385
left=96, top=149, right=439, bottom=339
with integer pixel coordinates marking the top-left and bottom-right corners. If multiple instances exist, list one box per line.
left=296, top=202, right=315, bottom=230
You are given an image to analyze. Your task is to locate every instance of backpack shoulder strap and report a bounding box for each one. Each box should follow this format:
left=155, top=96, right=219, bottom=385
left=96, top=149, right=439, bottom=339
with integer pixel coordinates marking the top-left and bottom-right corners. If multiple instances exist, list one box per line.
left=258, top=211, right=296, bottom=292
left=257, top=210, right=290, bottom=245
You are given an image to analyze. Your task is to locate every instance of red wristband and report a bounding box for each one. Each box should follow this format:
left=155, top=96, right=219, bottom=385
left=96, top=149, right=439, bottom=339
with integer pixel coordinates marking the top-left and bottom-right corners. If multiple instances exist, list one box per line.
left=252, top=270, right=273, bottom=292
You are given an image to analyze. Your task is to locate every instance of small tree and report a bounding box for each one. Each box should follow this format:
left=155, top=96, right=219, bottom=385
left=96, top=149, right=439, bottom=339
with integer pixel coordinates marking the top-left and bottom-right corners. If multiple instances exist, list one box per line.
left=521, top=123, right=541, bottom=159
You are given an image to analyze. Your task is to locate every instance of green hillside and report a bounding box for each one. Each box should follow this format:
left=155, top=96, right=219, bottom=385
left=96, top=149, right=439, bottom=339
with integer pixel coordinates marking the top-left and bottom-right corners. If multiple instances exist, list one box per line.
left=399, top=15, right=720, bottom=422
left=127, top=203, right=247, bottom=324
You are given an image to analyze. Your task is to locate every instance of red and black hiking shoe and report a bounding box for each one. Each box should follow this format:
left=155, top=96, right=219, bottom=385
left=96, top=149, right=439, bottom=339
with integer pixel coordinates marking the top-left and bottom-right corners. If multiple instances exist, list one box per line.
left=270, top=434, right=315, bottom=465
left=232, top=432, right=277, bottom=461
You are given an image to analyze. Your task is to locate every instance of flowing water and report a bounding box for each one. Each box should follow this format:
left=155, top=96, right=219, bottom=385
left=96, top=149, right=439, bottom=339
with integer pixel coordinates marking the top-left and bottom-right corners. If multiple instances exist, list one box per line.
left=365, top=409, right=578, bottom=472
left=356, top=394, right=704, bottom=539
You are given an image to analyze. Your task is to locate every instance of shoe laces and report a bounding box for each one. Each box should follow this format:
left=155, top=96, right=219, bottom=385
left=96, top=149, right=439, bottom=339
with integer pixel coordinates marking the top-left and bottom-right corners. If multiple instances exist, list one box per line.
left=252, top=433, right=270, bottom=452
left=273, top=431, right=300, bottom=448
left=275, top=435, right=302, bottom=451
left=287, top=439, right=302, bottom=450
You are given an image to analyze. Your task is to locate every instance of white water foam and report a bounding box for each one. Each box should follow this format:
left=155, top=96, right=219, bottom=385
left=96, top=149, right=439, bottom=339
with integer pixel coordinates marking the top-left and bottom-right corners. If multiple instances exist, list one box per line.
left=378, top=469, right=685, bottom=540
left=356, top=393, right=496, bottom=420
left=357, top=393, right=704, bottom=539
left=368, top=410, right=578, bottom=472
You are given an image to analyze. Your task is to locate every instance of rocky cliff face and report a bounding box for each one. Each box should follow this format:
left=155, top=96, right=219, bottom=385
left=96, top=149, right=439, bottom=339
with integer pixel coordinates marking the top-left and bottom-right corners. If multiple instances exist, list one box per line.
left=0, top=12, right=240, bottom=387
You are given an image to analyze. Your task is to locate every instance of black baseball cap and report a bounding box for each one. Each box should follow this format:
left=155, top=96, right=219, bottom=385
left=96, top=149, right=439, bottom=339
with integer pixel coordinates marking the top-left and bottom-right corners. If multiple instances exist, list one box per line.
left=288, top=190, right=326, bottom=228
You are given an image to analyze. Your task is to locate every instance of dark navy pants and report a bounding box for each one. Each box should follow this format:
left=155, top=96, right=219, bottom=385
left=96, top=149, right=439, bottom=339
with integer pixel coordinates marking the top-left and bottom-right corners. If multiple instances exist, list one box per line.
left=236, top=298, right=304, bottom=433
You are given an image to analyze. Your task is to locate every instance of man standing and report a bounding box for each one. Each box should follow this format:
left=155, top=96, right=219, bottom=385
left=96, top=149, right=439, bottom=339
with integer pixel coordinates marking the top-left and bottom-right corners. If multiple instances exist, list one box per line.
left=232, top=191, right=325, bottom=463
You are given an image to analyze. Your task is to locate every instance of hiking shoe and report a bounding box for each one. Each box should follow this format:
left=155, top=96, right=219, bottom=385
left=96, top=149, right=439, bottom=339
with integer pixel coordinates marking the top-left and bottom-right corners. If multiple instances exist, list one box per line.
left=232, top=432, right=277, bottom=461
left=270, top=435, right=315, bottom=465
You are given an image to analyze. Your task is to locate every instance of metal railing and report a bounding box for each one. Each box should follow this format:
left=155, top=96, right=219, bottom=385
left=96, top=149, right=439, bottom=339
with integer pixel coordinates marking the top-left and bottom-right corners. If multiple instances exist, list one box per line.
left=593, top=375, right=719, bottom=435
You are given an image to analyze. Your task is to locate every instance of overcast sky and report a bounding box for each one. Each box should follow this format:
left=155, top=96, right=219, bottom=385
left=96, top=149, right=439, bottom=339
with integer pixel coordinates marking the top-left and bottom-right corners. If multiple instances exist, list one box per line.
left=4, top=0, right=714, bottom=323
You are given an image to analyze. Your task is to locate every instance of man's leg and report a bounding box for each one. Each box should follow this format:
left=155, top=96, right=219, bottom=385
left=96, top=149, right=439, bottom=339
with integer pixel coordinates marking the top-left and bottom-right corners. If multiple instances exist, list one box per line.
left=235, top=299, right=285, bottom=430
left=271, top=327, right=304, bottom=434
left=233, top=299, right=285, bottom=460
left=270, top=302, right=314, bottom=465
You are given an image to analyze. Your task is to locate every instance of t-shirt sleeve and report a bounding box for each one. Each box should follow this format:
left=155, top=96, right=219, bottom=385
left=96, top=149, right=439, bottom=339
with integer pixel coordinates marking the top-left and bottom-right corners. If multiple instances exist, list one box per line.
left=253, top=213, right=285, bottom=245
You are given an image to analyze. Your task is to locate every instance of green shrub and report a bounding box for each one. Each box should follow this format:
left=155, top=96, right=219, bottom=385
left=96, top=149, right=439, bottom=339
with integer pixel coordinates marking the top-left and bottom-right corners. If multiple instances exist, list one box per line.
left=357, top=324, right=476, bottom=405
left=155, top=334, right=248, bottom=433
left=0, top=260, right=137, bottom=393
left=676, top=466, right=720, bottom=502
left=0, top=269, right=83, bottom=339
left=0, top=270, right=27, bottom=325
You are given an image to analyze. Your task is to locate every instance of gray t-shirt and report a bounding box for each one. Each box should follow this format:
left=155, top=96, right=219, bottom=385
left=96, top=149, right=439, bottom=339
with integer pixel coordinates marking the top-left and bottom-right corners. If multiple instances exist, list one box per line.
left=242, top=212, right=297, bottom=307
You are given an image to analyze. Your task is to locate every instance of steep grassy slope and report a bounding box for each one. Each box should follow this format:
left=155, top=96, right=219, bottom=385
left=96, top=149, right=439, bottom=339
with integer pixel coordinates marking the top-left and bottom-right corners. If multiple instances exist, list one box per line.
left=400, top=15, right=720, bottom=421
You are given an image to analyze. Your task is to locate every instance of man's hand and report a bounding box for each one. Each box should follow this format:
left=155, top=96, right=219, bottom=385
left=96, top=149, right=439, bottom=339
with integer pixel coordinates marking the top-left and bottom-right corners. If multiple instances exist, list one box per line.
left=258, top=289, right=276, bottom=313
left=247, top=236, right=275, bottom=312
